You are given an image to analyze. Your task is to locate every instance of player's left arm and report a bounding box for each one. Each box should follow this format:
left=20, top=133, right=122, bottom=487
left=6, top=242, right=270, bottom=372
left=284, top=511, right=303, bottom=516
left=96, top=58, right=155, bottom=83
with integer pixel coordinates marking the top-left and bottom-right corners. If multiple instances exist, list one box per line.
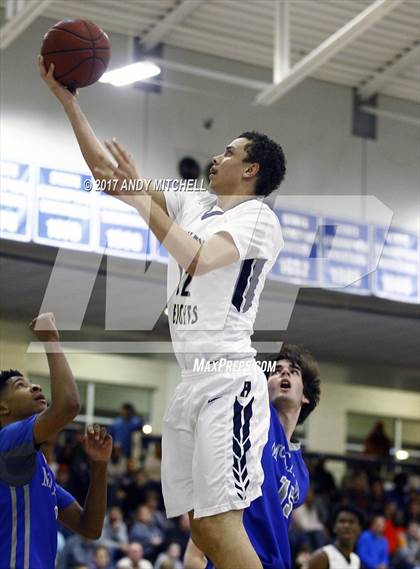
left=308, top=550, right=329, bottom=569
left=58, top=424, right=112, bottom=539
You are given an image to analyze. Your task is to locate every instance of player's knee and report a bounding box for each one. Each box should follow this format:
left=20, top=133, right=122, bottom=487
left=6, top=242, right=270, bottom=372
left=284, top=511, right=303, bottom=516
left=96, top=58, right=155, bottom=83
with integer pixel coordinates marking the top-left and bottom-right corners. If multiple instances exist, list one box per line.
left=191, top=515, right=228, bottom=550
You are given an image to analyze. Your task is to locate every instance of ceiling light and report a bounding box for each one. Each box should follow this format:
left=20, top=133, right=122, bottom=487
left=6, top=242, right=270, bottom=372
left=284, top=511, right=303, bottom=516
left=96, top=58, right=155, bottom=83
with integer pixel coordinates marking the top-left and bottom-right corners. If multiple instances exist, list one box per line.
left=142, top=424, right=152, bottom=435
left=99, top=62, right=161, bottom=87
left=396, top=449, right=409, bottom=461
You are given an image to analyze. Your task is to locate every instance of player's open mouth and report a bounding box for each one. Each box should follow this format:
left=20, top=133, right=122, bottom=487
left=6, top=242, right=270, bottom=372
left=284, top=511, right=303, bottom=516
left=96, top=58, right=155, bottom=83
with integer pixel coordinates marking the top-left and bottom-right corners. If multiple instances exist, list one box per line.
left=34, top=394, right=47, bottom=403
left=280, top=379, right=291, bottom=389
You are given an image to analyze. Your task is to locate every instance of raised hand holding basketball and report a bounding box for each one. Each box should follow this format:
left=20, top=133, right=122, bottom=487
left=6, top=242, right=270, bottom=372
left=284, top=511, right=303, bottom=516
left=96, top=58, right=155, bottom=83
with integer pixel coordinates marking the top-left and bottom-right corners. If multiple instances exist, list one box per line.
left=38, top=55, right=77, bottom=107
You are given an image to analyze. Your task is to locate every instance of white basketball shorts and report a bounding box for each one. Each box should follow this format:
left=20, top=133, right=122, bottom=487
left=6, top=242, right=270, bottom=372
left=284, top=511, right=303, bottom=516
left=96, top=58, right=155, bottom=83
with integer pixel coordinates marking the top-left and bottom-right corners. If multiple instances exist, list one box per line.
left=161, top=358, right=270, bottom=519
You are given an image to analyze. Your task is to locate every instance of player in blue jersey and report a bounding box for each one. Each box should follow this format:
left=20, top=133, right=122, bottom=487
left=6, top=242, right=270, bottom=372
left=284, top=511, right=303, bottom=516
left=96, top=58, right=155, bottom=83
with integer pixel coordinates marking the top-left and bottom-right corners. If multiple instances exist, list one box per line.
left=0, top=312, right=112, bottom=569
left=184, top=344, right=321, bottom=569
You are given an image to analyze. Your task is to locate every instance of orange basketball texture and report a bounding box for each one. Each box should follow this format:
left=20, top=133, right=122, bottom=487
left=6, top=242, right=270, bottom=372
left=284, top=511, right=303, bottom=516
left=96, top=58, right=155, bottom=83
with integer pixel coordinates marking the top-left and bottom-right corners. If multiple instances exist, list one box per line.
left=41, top=19, right=111, bottom=89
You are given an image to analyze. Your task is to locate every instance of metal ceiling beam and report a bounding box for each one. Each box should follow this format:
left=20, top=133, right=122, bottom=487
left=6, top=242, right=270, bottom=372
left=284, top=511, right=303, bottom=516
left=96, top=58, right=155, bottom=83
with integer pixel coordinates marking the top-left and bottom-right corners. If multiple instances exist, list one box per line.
left=0, top=0, right=53, bottom=50
left=361, top=105, right=420, bottom=127
left=141, top=0, right=206, bottom=51
left=149, top=57, right=270, bottom=91
left=358, top=42, right=420, bottom=99
left=273, top=0, right=290, bottom=83
left=255, top=0, right=405, bottom=106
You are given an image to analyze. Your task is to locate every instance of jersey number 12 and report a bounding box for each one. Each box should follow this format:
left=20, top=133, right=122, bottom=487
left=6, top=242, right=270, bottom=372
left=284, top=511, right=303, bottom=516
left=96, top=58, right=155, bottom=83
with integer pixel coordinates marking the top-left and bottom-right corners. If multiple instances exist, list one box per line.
left=176, top=268, right=192, bottom=297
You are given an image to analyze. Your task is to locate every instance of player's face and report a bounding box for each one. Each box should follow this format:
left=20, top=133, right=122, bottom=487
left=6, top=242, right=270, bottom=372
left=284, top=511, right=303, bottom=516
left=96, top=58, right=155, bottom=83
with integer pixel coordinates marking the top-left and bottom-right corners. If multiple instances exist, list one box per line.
left=267, top=359, right=309, bottom=412
left=334, top=512, right=361, bottom=545
left=209, top=137, right=257, bottom=194
left=0, top=376, right=47, bottom=421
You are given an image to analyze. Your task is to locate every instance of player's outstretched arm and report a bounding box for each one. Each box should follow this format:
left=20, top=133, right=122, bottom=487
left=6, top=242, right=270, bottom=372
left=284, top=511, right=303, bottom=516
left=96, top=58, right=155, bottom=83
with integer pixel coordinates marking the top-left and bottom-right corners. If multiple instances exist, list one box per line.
left=96, top=140, right=240, bottom=276
left=30, top=313, right=80, bottom=445
left=58, top=424, right=112, bottom=539
left=37, top=56, right=168, bottom=214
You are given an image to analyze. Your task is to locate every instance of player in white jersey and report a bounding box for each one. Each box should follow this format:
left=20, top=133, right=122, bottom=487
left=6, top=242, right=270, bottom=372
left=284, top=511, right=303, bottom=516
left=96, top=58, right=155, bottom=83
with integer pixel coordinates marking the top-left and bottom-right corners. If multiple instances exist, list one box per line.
left=40, top=58, right=286, bottom=569
left=309, top=506, right=363, bottom=569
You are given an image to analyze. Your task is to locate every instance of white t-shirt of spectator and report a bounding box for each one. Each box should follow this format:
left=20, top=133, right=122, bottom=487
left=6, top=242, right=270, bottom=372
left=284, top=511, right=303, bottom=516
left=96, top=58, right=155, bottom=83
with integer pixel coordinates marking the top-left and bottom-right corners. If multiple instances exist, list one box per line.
left=164, top=189, right=283, bottom=370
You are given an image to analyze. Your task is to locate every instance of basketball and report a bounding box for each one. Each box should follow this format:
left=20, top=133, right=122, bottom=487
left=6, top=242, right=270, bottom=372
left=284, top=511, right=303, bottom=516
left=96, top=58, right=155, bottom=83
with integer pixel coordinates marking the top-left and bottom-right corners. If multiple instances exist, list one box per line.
left=41, top=19, right=111, bottom=90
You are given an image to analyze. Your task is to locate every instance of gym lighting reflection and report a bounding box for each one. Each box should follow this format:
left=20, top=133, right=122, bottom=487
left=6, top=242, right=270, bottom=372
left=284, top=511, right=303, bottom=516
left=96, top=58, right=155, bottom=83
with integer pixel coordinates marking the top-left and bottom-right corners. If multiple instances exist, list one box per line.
left=99, top=62, right=161, bottom=87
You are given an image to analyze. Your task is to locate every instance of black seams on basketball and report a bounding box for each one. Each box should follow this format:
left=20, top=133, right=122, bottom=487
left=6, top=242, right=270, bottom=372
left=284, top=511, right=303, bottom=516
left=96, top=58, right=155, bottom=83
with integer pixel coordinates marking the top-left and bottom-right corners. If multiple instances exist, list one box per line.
left=41, top=19, right=111, bottom=89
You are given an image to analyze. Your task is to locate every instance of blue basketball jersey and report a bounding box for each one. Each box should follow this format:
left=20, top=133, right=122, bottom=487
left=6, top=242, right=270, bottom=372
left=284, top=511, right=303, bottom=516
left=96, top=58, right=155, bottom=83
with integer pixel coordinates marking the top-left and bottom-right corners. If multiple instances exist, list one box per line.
left=0, top=415, right=75, bottom=569
left=207, top=404, right=309, bottom=569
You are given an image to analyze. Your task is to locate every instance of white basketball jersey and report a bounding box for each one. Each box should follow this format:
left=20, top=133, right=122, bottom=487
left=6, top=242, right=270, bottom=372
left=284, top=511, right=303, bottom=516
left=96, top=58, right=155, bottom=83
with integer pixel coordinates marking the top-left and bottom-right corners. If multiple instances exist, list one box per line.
left=164, top=189, right=283, bottom=370
left=323, top=545, right=360, bottom=569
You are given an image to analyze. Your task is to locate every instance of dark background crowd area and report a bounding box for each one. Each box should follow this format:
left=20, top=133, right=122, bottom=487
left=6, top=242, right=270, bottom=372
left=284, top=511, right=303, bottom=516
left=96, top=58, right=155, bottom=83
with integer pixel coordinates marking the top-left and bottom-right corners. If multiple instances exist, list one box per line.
left=46, top=413, right=420, bottom=569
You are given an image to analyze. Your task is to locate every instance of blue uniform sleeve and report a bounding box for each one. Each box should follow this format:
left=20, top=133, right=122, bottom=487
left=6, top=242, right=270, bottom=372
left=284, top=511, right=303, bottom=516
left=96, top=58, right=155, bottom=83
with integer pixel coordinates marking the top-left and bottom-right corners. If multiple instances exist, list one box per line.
left=0, top=415, right=37, bottom=452
left=56, top=484, right=75, bottom=511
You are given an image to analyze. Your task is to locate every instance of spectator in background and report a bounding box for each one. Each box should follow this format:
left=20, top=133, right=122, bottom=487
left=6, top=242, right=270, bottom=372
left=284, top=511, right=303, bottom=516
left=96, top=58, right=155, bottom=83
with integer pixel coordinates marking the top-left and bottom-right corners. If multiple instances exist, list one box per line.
left=129, top=505, right=164, bottom=561
left=357, top=515, right=389, bottom=569
left=407, top=497, right=420, bottom=525
left=99, top=506, right=129, bottom=561
left=154, top=542, right=183, bottom=569
left=294, top=544, right=312, bottom=569
left=291, top=486, right=327, bottom=551
left=62, top=426, right=90, bottom=503
left=122, top=468, right=155, bottom=517
left=107, top=442, right=128, bottom=504
left=363, top=421, right=391, bottom=457
left=383, top=502, right=406, bottom=557
left=370, top=478, right=388, bottom=516
left=111, top=403, right=142, bottom=458
left=388, top=473, right=409, bottom=512
left=58, top=535, right=96, bottom=569
left=144, top=440, right=162, bottom=483
left=164, top=513, right=190, bottom=557
left=392, top=522, right=420, bottom=569
left=311, top=459, right=336, bottom=499
left=342, top=471, right=371, bottom=512
left=116, top=542, right=153, bottom=569
left=144, top=491, right=169, bottom=534
left=91, top=545, right=112, bottom=569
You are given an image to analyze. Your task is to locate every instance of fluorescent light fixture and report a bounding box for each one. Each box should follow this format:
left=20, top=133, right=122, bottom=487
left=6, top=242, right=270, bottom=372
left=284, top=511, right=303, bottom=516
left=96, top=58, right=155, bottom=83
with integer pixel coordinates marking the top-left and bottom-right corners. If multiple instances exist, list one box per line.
left=142, top=424, right=153, bottom=435
left=396, top=449, right=409, bottom=461
left=164, top=307, right=169, bottom=316
left=99, top=61, right=161, bottom=87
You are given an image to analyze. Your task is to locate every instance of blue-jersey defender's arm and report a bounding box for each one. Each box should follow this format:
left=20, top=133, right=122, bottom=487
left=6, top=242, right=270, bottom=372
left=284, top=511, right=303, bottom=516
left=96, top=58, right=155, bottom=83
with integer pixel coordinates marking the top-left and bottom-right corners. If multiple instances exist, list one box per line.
left=29, top=313, right=80, bottom=445
left=58, top=425, right=112, bottom=539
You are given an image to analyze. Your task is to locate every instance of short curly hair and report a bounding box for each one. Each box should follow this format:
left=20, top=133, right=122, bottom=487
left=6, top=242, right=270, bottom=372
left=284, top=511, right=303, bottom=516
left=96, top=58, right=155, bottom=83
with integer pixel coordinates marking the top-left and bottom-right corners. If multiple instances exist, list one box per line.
left=331, top=504, right=365, bottom=529
left=264, top=344, right=320, bottom=424
left=0, top=369, right=23, bottom=399
left=239, top=131, right=286, bottom=196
